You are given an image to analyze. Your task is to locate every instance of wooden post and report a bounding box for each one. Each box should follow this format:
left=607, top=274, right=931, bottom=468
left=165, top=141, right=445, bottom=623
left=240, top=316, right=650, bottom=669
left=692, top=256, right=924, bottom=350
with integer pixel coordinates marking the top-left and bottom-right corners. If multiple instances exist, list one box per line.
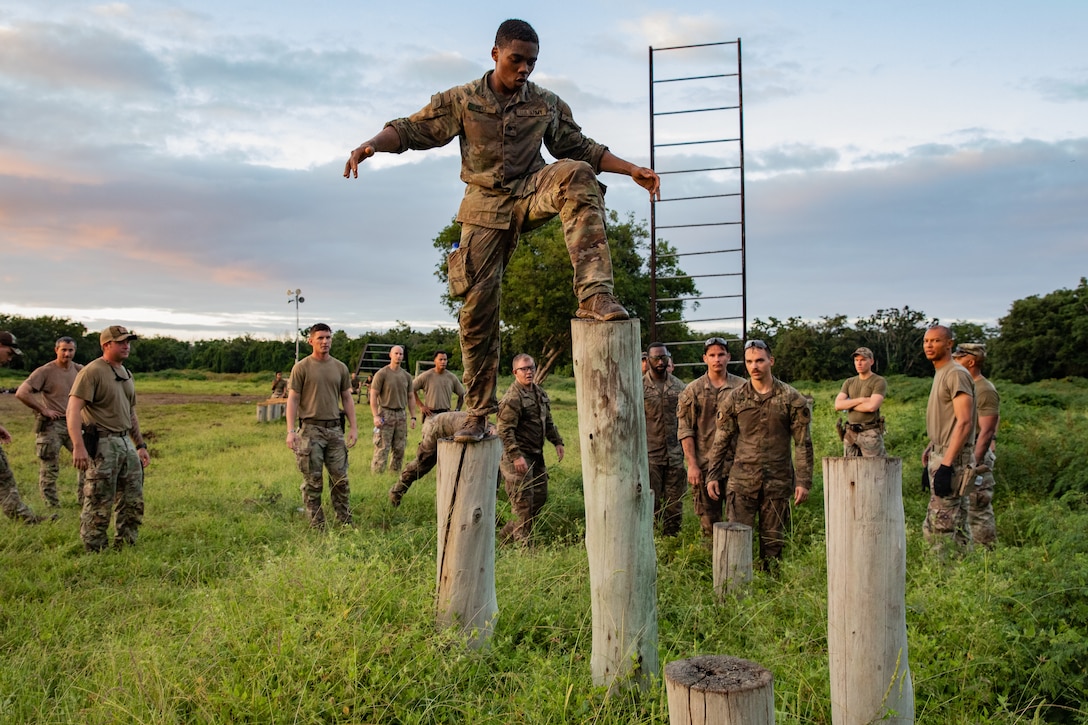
left=571, top=318, right=658, bottom=691
left=256, top=403, right=268, bottom=423
left=435, top=436, right=501, bottom=649
left=665, top=655, right=774, bottom=724
left=712, top=522, right=753, bottom=601
left=824, top=457, right=914, bottom=724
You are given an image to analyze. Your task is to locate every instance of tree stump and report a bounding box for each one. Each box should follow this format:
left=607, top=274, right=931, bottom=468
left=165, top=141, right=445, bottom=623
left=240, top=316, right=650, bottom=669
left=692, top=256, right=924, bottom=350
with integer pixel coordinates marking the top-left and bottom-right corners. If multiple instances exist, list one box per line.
left=256, top=403, right=268, bottom=423
left=665, top=655, right=774, bottom=724
left=824, top=457, right=914, bottom=724
left=435, top=436, right=501, bottom=649
left=712, top=522, right=752, bottom=601
left=571, top=318, right=658, bottom=691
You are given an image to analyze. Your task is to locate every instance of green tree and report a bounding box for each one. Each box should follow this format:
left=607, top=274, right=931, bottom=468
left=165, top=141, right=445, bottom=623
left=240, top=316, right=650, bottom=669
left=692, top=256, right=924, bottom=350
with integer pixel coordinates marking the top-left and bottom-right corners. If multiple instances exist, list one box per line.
left=990, top=277, right=1088, bottom=383
left=855, top=306, right=935, bottom=377
left=749, top=314, right=859, bottom=382
left=431, top=212, right=697, bottom=381
left=0, top=315, right=90, bottom=369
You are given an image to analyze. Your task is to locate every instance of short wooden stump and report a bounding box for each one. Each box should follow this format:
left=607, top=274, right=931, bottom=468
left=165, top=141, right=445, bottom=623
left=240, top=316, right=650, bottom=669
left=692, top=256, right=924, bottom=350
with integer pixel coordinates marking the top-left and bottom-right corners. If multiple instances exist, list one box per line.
left=665, top=655, right=774, bottom=724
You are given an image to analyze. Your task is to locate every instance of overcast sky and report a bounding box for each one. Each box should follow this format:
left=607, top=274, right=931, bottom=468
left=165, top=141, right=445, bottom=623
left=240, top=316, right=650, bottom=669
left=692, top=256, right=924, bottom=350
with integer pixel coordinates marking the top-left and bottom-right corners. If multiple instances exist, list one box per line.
left=1, top=0, right=1085, bottom=342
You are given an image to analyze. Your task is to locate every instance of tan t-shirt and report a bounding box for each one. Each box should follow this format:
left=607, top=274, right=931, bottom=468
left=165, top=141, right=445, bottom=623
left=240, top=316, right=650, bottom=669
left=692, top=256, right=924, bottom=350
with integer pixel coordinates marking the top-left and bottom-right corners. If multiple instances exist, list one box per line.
left=372, top=366, right=412, bottom=410
left=412, top=368, right=465, bottom=409
left=840, top=373, right=886, bottom=425
left=926, top=362, right=976, bottom=455
left=289, top=355, right=351, bottom=420
left=24, top=360, right=83, bottom=416
left=70, top=358, right=136, bottom=433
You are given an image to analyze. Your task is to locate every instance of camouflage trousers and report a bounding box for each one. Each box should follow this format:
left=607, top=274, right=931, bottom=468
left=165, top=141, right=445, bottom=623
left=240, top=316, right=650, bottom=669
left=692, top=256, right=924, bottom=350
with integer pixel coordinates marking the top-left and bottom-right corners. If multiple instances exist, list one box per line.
left=967, top=448, right=997, bottom=548
left=499, top=452, right=549, bottom=544
left=295, top=422, right=351, bottom=528
left=923, top=448, right=973, bottom=554
left=692, top=468, right=723, bottom=537
left=726, top=486, right=792, bottom=564
left=458, top=160, right=615, bottom=417
left=843, top=428, right=886, bottom=458
left=80, top=435, right=144, bottom=552
left=1, top=445, right=39, bottom=523
left=35, top=417, right=84, bottom=506
left=371, top=407, right=407, bottom=474
left=649, top=459, right=685, bottom=537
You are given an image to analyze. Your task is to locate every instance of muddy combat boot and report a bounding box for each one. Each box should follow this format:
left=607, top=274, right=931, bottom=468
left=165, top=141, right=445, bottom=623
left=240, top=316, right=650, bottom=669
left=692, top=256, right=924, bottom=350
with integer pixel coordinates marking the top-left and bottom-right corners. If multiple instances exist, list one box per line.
left=576, top=292, right=629, bottom=321
left=453, top=414, right=488, bottom=443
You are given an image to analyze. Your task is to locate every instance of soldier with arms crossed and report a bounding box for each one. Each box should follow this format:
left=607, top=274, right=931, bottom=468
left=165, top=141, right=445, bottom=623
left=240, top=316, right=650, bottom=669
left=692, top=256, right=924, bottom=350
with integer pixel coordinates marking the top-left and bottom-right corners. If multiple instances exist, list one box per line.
left=833, top=346, right=887, bottom=457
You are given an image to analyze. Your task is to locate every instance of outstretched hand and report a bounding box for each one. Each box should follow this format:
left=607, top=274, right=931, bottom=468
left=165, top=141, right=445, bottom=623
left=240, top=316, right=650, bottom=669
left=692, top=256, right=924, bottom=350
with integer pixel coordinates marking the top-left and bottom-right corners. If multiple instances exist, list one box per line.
left=343, top=144, right=375, bottom=179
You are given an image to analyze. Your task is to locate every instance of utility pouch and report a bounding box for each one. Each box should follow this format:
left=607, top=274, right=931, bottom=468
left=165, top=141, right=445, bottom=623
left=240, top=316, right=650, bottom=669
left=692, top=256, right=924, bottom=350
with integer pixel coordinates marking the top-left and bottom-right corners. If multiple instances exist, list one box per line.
left=82, top=426, right=99, bottom=459
left=447, top=246, right=471, bottom=298
left=34, top=416, right=48, bottom=435
left=835, top=417, right=846, bottom=442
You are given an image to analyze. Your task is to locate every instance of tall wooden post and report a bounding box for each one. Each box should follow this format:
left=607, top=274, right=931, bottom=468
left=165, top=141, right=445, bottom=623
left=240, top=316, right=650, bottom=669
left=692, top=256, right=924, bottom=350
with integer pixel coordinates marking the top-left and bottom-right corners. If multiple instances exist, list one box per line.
left=712, top=522, right=753, bottom=601
left=572, top=318, right=659, bottom=691
left=435, top=436, right=501, bottom=649
left=824, top=457, right=914, bottom=724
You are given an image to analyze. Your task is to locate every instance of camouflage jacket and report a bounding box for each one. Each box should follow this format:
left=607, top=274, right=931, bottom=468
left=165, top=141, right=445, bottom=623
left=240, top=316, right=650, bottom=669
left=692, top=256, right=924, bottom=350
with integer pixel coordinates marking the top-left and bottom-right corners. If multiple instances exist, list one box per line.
left=706, top=378, right=814, bottom=497
left=642, top=371, right=686, bottom=466
left=385, top=72, right=609, bottom=230
left=676, top=372, right=746, bottom=471
left=497, top=381, right=563, bottom=461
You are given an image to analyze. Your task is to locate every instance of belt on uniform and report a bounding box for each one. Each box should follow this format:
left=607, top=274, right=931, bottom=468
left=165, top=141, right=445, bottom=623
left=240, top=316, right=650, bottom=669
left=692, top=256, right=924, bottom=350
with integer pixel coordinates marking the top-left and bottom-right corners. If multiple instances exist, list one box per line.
left=97, top=428, right=130, bottom=438
left=301, top=419, right=340, bottom=428
left=847, top=421, right=881, bottom=433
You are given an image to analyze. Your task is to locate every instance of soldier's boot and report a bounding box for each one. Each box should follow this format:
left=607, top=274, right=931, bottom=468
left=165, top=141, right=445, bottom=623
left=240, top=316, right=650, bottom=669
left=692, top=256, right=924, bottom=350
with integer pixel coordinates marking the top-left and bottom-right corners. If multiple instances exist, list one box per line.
left=453, top=414, right=488, bottom=444
left=576, top=292, right=629, bottom=322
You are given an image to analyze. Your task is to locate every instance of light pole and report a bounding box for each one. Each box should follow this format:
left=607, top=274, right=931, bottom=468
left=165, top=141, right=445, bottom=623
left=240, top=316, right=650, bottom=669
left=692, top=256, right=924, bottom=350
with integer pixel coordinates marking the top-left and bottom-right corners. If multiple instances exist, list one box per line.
left=287, top=288, right=305, bottom=363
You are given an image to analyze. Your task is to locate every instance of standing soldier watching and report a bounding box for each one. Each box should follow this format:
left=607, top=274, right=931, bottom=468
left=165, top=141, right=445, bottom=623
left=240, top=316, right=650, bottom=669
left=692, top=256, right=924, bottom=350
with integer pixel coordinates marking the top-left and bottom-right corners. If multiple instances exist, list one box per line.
left=343, top=18, right=661, bottom=445
left=643, top=342, right=687, bottom=537
left=833, top=347, right=887, bottom=457
left=66, top=326, right=150, bottom=551
left=497, top=354, right=564, bottom=544
left=952, top=343, right=1000, bottom=548
left=16, top=336, right=85, bottom=506
left=706, top=340, right=814, bottom=567
left=271, top=371, right=288, bottom=399
left=286, top=324, right=358, bottom=529
left=921, top=325, right=976, bottom=552
left=412, top=350, right=465, bottom=422
left=370, top=345, right=417, bottom=474
left=1, top=331, right=51, bottom=524
left=677, top=337, right=745, bottom=537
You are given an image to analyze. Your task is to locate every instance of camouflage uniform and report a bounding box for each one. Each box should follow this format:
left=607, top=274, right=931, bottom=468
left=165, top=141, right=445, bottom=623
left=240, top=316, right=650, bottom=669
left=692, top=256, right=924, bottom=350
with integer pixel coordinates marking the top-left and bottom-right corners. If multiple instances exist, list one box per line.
left=386, top=72, right=616, bottom=418
left=677, top=371, right=746, bottom=536
left=643, top=371, right=687, bottom=536
left=19, top=360, right=85, bottom=505
left=707, top=379, right=814, bottom=563
left=968, top=375, right=1000, bottom=547
left=289, top=355, right=354, bottom=528
left=391, top=411, right=470, bottom=501
left=923, top=362, right=976, bottom=552
left=370, top=365, right=413, bottom=473
left=497, top=379, right=563, bottom=544
left=1, top=445, right=41, bottom=523
left=70, top=358, right=145, bottom=551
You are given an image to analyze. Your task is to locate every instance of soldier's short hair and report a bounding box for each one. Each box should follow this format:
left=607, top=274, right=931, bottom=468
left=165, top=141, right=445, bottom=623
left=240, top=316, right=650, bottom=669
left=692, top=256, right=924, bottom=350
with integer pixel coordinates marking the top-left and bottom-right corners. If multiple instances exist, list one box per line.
left=309, top=323, right=332, bottom=335
left=56, top=336, right=76, bottom=347
left=496, top=19, right=538, bottom=47
left=434, top=350, right=449, bottom=360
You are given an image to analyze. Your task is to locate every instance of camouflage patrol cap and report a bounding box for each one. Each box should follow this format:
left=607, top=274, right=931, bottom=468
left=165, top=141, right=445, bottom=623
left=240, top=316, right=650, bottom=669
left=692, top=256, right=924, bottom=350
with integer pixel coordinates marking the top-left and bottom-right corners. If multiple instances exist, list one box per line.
left=0, top=331, right=22, bottom=356
left=852, top=347, right=874, bottom=360
left=100, top=325, right=138, bottom=345
left=952, top=343, right=986, bottom=362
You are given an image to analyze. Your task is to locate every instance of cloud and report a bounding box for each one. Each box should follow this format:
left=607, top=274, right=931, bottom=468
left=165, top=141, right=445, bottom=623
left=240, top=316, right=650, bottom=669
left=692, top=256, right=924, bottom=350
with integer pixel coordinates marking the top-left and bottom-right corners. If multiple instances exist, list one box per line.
left=1028, top=72, right=1088, bottom=103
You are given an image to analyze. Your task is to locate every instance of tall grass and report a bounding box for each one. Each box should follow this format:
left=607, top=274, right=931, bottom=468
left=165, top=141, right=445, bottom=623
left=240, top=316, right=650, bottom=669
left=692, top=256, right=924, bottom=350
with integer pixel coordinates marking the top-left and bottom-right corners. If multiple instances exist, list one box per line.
left=1, top=372, right=1086, bottom=723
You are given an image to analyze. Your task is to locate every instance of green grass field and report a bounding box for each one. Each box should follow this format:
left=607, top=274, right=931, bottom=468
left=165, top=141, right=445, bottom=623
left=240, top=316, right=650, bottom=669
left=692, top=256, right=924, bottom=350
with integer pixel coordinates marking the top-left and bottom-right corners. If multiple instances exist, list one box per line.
left=1, top=372, right=1086, bottom=724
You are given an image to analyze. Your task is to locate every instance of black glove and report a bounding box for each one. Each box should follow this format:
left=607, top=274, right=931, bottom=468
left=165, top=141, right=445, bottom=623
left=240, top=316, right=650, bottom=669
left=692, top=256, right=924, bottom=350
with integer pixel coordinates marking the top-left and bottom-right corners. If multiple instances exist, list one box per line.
left=921, top=468, right=930, bottom=493
left=932, top=464, right=955, bottom=497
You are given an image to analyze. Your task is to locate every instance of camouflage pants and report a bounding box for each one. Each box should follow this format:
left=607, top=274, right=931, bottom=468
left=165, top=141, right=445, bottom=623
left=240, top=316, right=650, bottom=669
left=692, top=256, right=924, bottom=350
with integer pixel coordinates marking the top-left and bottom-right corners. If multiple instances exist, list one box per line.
left=371, top=408, right=407, bottom=474
left=843, top=428, right=886, bottom=458
left=80, top=436, right=144, bottom=552
left=692, top=468, right=723, bottom=537
left=295, top=423, right=351, bottom=528
left=967, top=448, right=997, bottom=548
left=649, top=459, right=685, bottom=537
left=0, top=445, right=38, bottom=522
left=499, top=452, right=548, bottom=544
left=35, top=417, right=84, bottom=506
left=458, top=160, right=614, bottom=417
left=726, top=486, right=791, bottom=564
left=923, top=449, right=972, bottom=554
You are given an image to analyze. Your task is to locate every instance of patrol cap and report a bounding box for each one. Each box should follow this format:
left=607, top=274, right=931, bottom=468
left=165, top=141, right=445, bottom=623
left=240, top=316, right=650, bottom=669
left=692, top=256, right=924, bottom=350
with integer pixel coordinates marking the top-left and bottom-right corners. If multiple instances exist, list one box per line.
left=101, top=325, right=138, bottom=345
left=852, top=347, right=874, bottom=360
left=0, top=331, right=22, bottom=356
left=952, top=343, right=986, bottom=361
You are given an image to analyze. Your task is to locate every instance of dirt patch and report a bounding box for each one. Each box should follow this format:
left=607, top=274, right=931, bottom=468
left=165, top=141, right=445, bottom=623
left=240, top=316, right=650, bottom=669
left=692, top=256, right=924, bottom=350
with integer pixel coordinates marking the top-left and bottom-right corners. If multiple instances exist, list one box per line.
left=137, top=393, right=265, bottom=406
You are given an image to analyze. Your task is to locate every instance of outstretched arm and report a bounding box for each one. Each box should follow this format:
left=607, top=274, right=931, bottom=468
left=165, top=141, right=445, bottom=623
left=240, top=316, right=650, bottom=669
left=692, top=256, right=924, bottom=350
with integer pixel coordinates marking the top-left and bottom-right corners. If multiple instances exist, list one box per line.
left=343, top=126, right=402, bottom=179
left=598, top=150, right=660, bottom=200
